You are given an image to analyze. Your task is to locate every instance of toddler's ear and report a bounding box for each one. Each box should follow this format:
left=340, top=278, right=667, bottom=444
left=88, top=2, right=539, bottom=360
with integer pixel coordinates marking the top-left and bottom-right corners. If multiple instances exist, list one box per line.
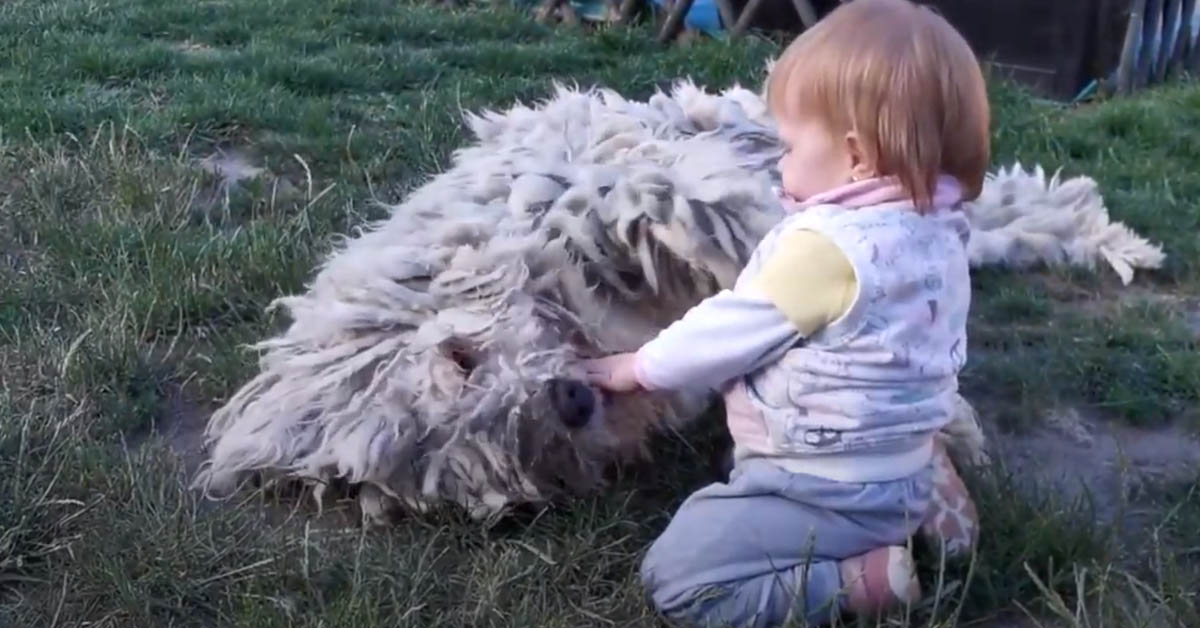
left=844, top=131, right=876, bottom=180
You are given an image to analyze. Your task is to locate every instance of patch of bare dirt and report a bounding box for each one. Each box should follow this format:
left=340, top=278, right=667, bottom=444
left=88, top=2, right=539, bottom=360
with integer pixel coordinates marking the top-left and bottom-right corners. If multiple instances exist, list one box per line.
left=987, top=407, right=1200, bottom=527
left=1, top=219, right=46, bottom=279
left=191, top=145, right=305, bottom=219
left=1184, top=303, right=1200, bottom=338
left=156, top=385, right=213, bottom=478
left=170, top=40, right=228, bottom=58
left=1038, top=277, right=1200, bottom=333
left=197, top=147, right=264, bottom=185
left=143, top=384, right=371, bottom=529
left=2, top=248, right=30, bottom=276
left=119, top=378, right=212, bottom=479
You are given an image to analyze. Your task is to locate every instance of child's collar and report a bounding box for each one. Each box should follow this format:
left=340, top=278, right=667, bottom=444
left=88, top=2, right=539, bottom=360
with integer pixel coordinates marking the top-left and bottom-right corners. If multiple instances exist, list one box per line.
left=778, top=175, right=964, bottom=213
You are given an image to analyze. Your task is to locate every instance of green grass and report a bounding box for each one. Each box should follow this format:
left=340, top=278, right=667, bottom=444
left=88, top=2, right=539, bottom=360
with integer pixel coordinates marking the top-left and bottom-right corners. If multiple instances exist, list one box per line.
left=1, top=0, right=1199, bottom=626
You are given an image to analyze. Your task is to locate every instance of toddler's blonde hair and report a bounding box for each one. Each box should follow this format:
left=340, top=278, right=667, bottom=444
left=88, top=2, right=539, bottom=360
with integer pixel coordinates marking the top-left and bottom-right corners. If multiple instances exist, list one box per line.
left=765, top=0, right=990, bottom=209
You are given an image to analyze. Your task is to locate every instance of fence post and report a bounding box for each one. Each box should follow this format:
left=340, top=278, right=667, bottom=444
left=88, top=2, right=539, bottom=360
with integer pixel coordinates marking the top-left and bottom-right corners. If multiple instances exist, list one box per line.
left=789, top=0, right=819, bottom=27
left=1174, top=0, right=1197, bottom=74
left=1135, top=0, right=1163, bottom=87
left=1157, top=0, right=1182, bottom=82
left=1117, top=0, right=1147, bottom=92
left=1188, top=0, right=1200, bottom=71
left=730, top=0, right=768, bottom=39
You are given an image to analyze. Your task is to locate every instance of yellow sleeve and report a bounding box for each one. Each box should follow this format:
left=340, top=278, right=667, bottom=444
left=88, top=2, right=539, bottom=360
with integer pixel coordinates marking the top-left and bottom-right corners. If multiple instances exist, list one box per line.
left=747, top=229, right=857, bottom=337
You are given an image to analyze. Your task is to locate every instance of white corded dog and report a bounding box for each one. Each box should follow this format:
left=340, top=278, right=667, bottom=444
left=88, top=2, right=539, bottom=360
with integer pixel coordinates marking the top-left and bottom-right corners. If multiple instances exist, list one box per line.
left=191, top=76, right=1163, bottom=524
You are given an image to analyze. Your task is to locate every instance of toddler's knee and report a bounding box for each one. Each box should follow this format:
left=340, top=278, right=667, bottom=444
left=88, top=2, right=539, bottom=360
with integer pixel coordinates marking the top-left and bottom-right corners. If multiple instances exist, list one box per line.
left=640, top=548, right=733, bottom=625
left=642, top=579, right=731, bottom=626
left=638, top=538, right=672, bottom=601
left=639, top=525, right=707, bottom=596
left=640, top=543, right=684, bottom=601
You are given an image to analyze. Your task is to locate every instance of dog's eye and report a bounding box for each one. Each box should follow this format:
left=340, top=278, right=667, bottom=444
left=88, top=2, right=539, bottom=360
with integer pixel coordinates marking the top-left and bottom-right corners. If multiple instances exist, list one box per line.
left=617, top=270, right=644, bottom=291
left=447, top=345, right=477, bottom=372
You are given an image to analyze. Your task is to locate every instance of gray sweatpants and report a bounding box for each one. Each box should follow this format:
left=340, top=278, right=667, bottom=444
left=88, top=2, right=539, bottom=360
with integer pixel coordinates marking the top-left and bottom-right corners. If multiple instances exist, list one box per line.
left=640, top=458, right=933, bottom=627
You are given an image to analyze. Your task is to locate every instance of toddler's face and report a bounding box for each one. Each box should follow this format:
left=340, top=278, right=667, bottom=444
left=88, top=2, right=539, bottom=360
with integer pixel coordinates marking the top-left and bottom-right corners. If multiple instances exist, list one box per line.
left=776, top=115, right=856, bottom=203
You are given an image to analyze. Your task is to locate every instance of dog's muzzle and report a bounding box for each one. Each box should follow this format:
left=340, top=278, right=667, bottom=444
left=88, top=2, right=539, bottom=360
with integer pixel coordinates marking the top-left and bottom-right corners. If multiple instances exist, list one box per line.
left=546, top=378, right=596, bottom=429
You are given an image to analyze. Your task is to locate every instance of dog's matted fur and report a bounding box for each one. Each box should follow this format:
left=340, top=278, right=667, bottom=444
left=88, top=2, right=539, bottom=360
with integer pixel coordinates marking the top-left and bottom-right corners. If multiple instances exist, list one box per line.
left=191, top=80, right=1164, bottom=521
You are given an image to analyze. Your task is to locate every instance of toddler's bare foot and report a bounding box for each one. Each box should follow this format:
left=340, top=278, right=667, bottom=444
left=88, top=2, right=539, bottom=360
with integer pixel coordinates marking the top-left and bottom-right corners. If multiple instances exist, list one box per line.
left=839, top=545, right=920, bottom=617
left=919, top=441, right=979, bottom=558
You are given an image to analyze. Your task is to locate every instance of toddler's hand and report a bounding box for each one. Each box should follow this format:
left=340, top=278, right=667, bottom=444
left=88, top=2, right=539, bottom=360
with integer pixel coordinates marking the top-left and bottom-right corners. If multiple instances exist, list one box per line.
left=583, top=353, right=642, bottom=393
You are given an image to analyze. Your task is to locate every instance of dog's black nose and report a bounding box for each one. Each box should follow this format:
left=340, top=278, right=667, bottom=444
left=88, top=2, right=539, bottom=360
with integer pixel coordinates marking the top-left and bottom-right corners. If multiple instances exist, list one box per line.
left=547, top=378, right=595, bottom=429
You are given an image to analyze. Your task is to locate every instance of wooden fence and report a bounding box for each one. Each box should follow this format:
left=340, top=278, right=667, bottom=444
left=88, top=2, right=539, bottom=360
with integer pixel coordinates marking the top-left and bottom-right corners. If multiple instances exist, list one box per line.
left=1114, top=0, right=1200, bottom=93
left=528, top=0, right=1199, bottom=99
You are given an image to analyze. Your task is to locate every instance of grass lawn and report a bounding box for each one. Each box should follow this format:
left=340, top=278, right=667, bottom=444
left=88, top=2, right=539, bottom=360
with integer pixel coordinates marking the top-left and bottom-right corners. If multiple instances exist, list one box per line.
left=1, top=0, right=1198, bottom=626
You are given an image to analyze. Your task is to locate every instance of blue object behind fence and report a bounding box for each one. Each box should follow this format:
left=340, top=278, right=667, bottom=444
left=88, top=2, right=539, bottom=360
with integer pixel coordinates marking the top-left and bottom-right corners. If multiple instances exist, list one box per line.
left=647, top=0, right=725, bottom=36
left=512, top=0, right=726, bottom=35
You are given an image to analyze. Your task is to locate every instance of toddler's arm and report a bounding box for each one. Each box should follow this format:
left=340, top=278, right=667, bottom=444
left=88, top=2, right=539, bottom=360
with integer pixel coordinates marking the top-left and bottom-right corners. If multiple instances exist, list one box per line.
left=632, top=288, right=801, bottom=391
left=587, top=229, right=857, bottom=393
left=580, top=291, right=795, bottom=393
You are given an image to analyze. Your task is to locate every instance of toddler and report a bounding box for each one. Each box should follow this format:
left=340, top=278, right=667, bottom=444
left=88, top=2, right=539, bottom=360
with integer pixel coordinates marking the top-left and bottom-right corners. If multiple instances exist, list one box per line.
left=583, top=0, right=989, bottom=625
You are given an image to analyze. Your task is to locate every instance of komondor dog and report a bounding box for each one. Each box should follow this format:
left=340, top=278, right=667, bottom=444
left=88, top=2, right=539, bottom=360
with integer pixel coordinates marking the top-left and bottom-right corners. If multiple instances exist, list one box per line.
left=191, top=79, right=1164, bottom=523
